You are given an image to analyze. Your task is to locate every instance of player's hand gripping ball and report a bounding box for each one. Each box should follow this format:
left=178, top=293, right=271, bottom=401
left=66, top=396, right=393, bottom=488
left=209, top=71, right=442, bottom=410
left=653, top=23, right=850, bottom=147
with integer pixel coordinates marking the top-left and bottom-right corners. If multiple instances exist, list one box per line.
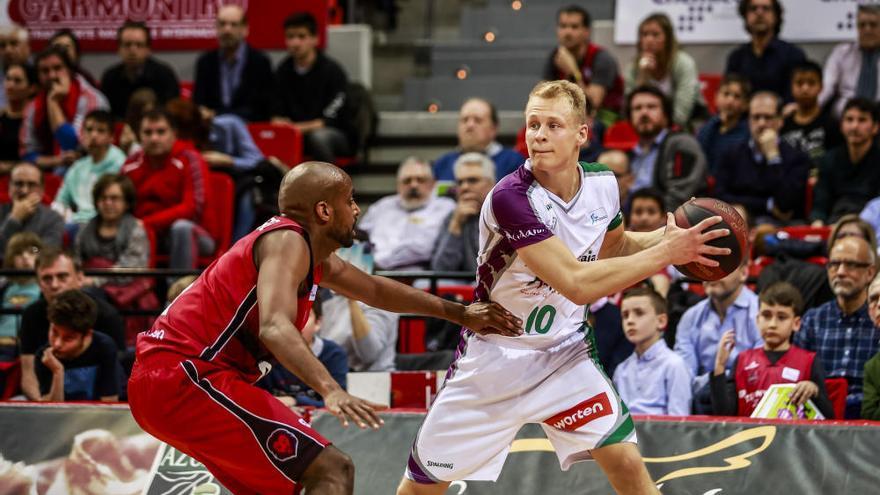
left=673, top=198, right=749, bottom=281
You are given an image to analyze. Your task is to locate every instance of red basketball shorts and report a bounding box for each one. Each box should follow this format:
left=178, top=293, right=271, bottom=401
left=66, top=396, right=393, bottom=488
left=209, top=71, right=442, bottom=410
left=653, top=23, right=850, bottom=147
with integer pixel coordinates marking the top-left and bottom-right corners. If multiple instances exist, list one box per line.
left=129, top=355, right=330, bottom=495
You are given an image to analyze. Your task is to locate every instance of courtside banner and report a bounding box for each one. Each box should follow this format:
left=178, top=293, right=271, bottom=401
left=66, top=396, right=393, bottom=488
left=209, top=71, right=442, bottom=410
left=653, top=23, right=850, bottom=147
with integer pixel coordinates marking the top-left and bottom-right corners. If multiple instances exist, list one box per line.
left=0, top=404, right=877, bottom=494
left=614, top=0, right=859, bottom=44
left=0, top=0, right=328, bottom=51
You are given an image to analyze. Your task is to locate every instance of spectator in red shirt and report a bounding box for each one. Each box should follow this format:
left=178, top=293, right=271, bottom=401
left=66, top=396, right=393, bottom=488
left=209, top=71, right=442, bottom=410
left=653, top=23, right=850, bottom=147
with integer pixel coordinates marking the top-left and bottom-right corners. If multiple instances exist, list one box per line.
left=121, top=109, right=213, bottom=270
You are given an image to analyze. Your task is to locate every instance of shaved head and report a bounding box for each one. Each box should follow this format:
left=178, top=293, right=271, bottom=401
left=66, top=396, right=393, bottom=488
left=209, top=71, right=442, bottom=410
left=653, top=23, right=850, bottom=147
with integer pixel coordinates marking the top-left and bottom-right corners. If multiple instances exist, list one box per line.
left=278, top=162, right=359, bottom=248
left=279, top=162, right=349, bottom=221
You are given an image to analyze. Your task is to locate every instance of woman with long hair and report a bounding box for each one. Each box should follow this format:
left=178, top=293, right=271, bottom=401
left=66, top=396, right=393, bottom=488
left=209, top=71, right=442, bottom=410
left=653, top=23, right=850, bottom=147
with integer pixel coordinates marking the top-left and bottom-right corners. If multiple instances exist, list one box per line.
left=0, top=63, right=36, bottom=171
left=625, top=13, right=705, bottom=127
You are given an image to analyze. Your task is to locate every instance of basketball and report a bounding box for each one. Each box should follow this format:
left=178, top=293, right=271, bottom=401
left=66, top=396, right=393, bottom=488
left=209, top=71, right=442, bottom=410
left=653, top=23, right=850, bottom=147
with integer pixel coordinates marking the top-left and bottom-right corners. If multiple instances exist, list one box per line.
left=672, top=198, right=748, bottom=282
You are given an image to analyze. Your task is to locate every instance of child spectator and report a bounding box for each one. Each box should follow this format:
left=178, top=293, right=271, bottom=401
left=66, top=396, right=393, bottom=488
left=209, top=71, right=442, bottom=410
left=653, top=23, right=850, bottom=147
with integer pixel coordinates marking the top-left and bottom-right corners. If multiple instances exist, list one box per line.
left=697, top=74, right=751, bottom=175
left=711, top=281, right=834, bottom=418
left=53, top=110, right=126, bottom=230
left=613, top=287, right=692, bottom=415
left=0, top=232, right=41, bottom=360
left=33, top=289, right=120, bottom=402
left=781, top=61, right=843, bottom=165
left=627, top=187, right=666, bottom=233
left=258, top=295, right=347, bottom=408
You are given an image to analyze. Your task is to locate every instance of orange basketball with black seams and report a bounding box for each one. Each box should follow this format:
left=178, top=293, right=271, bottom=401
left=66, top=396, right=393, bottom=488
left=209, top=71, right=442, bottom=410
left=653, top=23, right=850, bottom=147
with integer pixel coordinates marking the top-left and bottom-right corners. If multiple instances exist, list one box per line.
left=673, top=198, right=748, bottom=282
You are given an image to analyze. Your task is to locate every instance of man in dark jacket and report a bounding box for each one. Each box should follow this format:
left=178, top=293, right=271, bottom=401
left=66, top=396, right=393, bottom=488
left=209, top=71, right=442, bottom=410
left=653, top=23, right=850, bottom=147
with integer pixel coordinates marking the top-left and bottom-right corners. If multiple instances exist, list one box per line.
left=627, top=85, right=707, bottom=212
left=100, top=21, right=180, bottom=118
left=271, top=12, right=356, bottom=163
left=193, top=5, right=273, bottom=122
left=715, top=91, right=810, bottom=224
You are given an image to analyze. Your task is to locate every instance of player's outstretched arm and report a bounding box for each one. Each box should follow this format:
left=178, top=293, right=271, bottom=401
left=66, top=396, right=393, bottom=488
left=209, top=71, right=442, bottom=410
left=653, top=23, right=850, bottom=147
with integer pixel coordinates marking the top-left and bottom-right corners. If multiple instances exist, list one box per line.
left=599, top=221, right=666, bottom=259
left=518, top=213, right=730, bottom=305
left=255, top=230, right=385, bottom=429
left=321, top=253, right=522, bottom=337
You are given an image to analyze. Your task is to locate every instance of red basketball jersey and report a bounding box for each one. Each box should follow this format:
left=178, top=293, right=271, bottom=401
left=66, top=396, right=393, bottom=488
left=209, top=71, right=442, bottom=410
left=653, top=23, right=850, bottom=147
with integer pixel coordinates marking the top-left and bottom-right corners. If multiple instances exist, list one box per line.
left=136, top=216, right=322, bottom=382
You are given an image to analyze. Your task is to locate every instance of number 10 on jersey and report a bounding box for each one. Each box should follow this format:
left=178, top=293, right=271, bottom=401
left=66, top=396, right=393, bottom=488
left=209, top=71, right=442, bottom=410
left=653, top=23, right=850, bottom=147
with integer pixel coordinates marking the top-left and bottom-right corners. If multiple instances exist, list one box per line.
left=525, top=305, right=556, bottom=334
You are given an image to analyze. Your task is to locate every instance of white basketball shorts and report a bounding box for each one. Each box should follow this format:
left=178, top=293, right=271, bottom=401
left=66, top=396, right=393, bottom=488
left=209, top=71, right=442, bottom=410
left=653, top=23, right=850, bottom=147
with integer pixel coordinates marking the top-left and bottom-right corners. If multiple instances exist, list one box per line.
left=405, top=330, right=636, bottom=483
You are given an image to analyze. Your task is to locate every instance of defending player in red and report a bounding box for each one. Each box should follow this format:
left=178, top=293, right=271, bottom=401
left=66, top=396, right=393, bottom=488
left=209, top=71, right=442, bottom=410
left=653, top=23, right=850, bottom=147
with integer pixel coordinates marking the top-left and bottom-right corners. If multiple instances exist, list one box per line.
left=128, top=162, right=522, bottom=495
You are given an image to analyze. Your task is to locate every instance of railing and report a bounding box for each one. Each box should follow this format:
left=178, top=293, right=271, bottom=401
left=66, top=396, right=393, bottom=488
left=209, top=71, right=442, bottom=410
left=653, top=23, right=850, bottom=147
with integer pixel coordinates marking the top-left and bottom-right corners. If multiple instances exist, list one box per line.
left=0, top=268, right=478, bottom=317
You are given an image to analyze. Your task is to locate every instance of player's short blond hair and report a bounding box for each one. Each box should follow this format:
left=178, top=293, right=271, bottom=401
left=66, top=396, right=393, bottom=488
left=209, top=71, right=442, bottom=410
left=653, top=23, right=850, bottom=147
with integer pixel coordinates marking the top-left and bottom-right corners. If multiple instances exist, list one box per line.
left=527, top=80, right=588, bottom=125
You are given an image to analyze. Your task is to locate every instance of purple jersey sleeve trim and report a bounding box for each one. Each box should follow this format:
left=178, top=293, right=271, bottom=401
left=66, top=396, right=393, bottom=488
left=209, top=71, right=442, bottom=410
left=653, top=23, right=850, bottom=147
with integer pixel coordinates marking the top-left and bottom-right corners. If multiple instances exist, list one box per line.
left=490, top=167, right=553, bottom=250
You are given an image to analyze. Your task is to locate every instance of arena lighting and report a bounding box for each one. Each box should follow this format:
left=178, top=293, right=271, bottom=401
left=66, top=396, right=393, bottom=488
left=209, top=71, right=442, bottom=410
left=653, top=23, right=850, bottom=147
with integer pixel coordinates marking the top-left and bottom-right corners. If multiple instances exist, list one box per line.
left=455, top=65, right=470, bottom=80
left=512, top=0, right=522, bottom=11
left=484, top=30, right=496, bottom=42
left=427, top=102, right=440, bottom=113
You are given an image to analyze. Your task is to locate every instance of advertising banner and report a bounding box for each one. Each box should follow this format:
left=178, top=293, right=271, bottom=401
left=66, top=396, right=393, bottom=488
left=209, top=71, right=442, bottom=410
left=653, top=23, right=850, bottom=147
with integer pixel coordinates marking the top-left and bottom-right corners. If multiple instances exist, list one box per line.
left=614, top=0, right=859, bottom=44
left=0, top=0, right=328, bottom=51
left=0, top=404, right=877, bottom=494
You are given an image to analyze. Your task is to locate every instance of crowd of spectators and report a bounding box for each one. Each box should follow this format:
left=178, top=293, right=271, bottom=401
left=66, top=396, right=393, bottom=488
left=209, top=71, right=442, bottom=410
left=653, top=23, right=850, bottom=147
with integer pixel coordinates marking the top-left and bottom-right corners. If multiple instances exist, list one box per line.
left=0, top=1, right=877, bottom=424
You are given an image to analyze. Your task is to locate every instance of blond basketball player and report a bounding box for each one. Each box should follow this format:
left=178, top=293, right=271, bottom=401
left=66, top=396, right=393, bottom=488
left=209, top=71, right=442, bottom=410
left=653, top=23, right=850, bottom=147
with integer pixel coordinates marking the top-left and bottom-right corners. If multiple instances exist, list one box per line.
left=396, top=80, right=731, bottom=495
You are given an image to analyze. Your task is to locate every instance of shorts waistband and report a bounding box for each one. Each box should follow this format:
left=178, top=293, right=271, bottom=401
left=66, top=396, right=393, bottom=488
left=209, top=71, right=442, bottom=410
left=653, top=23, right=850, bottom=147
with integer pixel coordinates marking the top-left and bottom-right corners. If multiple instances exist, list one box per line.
left=133, top=351, right=190, bottom=372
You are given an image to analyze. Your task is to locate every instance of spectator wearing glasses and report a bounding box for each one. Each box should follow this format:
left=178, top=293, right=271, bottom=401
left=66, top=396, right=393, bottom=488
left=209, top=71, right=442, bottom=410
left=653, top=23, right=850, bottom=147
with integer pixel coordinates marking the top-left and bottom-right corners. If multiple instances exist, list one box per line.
left=100, top=21, right=180, bottom=119
left=358, top=157, right=454, bottom=270
left=794, top=235, right=880, bottom=418
left=431, top=153, right=496, bottom=272
left=0, top=163, right=63, bottom=253
left=432, top=98, right=525, bottom=182
left=725, top=0, right=806, bottom=101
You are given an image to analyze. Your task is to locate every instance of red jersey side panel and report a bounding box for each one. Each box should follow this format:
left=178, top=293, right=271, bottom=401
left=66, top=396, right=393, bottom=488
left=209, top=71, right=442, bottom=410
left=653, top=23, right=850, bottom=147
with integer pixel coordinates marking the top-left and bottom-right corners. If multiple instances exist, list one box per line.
left=136, top=216, right=322, bottom=382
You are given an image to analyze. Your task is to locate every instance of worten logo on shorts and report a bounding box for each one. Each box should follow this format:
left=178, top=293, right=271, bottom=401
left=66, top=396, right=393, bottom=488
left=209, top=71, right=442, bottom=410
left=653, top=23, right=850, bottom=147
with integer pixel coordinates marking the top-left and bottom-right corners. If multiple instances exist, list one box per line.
left=266, top=428, right=299, bottom=462
left=544, top=392, right=612, bottom=431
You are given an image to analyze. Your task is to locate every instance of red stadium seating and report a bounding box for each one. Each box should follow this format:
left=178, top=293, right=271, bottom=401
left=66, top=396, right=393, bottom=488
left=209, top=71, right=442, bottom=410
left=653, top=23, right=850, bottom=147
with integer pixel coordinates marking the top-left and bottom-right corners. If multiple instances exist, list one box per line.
left=699, top=73, right=722, bottom=115
left=436, top=285, right=475, bottom=302
left=0, top=172, right=61, bottom=205
left=179, top=81, right=194, bottom=100
left=398, top=318, right=427, bottom=354
left=603, top=121, right=638, bottom=151
left=247, top=122, right=303, bottom=168
left=824, top=377, right=848, bottom=419
left=150, top=172, right=235, bottom=268
left=0, top=360, right=20, bottom=400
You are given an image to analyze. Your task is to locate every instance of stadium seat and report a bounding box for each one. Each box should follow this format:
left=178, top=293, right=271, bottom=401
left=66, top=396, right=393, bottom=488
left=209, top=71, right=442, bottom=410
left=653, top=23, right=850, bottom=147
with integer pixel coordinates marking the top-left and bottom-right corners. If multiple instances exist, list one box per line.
left=805, top=175, right=817, bottom=217
left=603, top=121, right=638, bottom=151
left=436, top=285, right=475, bottom=302
left=247, top=122, right=303, bottom=168
left=824, top=377, right=847, bottom=419
left=197, top=172, right=235, bottom=264
left=149, top=172, right=235, bottom=268
left=0, top=172, right=61, bottom=205
left=515, top=126, right=528, bottom=156
left=390, top=371, right=439, bottom=409
left=179, top=81, right=194, bottom=100
left=699, top=73, right=722, bottom=115
left=398, top=317, right=427, bottom=354
left=0, top=359, right=21, bottom=400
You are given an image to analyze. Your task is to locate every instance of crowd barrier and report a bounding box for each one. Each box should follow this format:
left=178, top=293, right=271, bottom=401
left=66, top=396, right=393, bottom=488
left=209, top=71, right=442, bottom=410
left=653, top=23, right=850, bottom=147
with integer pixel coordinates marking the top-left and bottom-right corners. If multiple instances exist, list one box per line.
left=0, top=403, right=876, bottom=494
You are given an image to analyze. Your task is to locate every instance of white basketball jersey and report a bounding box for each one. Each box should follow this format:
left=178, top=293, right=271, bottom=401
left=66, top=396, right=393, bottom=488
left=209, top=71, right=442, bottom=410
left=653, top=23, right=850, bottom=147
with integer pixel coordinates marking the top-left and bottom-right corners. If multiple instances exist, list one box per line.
left=475, top=160, right=622, bottom=349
